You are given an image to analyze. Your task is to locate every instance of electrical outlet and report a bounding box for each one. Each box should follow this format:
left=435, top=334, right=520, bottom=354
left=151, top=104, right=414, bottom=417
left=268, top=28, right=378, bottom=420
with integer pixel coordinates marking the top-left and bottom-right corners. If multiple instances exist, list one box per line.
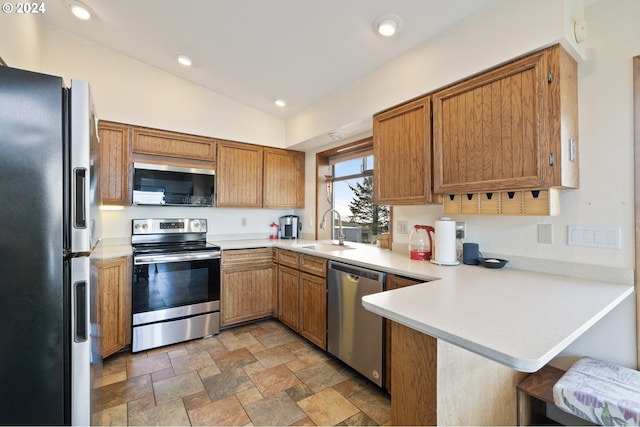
left=397, top=220, right=408, bottom=234
left=538, top=224, right=552, bottom=244
left=241, top=217, right=247, bottom=227
left=455, top=222, right=466, bottom=239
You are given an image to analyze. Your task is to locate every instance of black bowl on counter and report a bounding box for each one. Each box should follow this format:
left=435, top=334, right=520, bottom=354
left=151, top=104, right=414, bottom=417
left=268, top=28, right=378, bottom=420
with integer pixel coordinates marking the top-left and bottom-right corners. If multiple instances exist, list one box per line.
left=477, top=257, right=509, bottom=269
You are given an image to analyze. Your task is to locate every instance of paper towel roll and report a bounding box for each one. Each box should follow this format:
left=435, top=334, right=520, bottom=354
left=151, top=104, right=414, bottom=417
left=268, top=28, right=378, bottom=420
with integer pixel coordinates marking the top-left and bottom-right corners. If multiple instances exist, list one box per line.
left=433, top=219, right=459, bottom=265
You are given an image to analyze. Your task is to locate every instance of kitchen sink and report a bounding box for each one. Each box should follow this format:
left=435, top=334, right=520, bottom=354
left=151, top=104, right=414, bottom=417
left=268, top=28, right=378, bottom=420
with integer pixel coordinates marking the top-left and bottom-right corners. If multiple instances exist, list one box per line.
left=297, top=243, right=356, bottom=251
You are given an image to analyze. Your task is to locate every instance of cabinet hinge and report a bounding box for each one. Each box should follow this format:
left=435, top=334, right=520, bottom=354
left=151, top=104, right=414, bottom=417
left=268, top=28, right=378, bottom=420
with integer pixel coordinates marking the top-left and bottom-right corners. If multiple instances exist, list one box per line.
left=549, top=153, right=555, bottom=166
left=547, top=70, right=553, bottom=84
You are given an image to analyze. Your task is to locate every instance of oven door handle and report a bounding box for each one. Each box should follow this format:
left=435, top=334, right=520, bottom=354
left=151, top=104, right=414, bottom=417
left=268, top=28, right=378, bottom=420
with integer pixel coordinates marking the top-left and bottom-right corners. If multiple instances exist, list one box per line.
left=134, top=251, right=221, bottom=265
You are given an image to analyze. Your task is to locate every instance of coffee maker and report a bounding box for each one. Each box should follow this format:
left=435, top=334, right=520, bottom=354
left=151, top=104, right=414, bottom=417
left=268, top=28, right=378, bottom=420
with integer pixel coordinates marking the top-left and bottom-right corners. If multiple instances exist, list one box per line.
left=279, top=215, right=301, bottom=239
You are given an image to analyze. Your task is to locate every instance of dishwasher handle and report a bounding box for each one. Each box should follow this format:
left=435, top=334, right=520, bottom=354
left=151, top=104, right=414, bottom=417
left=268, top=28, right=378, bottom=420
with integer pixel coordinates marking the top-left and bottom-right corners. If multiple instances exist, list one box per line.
left=329, top=261, right=383, bottom=282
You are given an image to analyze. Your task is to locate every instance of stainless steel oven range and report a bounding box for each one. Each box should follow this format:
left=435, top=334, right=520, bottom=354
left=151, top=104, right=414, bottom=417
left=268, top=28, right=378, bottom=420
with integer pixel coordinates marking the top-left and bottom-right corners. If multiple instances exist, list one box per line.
left=131, top=218, right=220, bottom=352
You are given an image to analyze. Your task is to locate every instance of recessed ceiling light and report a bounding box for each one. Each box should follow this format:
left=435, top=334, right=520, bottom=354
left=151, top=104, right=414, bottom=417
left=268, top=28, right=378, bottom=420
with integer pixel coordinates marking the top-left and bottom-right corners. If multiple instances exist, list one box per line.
left=374, top=14, right=402, bottom=37
left=66, top=0, right=92, bottom=20
left=177, top=54, right=193, bottom=67
left=274, top=98, right=286, bottom=107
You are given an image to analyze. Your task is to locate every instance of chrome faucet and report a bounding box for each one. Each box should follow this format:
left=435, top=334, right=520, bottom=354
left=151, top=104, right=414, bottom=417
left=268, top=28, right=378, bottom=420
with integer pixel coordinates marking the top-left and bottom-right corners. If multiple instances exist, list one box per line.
left=320, top=208, right=345, bottom=245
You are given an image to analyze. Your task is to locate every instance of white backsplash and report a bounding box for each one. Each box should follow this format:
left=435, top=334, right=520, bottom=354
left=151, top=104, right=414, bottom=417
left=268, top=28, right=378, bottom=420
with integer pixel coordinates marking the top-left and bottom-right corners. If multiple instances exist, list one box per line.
left=100, top=205, right=302, bottom=243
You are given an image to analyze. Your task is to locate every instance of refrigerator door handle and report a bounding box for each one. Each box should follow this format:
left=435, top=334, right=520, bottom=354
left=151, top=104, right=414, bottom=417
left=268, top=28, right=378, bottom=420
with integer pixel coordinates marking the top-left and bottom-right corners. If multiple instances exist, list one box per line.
left=73, top=168, right=87, bottom=229
left=73, top=280, right=87, bottom=342
left=70, top=256, right=91, bottom=425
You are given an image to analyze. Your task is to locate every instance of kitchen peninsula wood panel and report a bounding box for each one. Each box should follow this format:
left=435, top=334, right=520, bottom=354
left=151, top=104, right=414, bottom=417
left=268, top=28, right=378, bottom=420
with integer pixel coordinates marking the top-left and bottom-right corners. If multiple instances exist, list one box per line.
left=374, top=95, right=440, bottom=205
left=433, top=44, right=578, bottom=193
left=385, top=274, right=424, bottom=392
left=98, top=121, right=131, bottom=205
left=132, top=127, right=216, bottom=162
left=216, top=140, right=263, bottom=207
left=97, top=256, right=131, bottom=358
left=263, top=148, right=305, bottom=208
left=391, top=321, right=525, bottom=425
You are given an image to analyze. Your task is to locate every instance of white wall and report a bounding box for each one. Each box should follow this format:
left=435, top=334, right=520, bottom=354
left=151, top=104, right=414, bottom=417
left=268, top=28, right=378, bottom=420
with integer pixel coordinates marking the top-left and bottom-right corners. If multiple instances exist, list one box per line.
left=40, top=25, right=286, bottom=147
left=0, top=13, right=43, bottom=70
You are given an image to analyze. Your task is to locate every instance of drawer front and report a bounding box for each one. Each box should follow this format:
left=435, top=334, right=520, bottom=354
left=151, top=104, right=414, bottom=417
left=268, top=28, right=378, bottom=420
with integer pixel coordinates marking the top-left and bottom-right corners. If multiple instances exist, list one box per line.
left=300, top=255, right=327, bottom=278
left=222, top=248, right=273, bottom=266
left=278, top=250, right=300, bottom=268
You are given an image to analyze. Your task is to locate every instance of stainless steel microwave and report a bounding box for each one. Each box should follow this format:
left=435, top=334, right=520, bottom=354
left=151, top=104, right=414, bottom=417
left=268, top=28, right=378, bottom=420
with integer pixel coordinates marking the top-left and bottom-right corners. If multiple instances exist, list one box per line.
left=133, top=162, right=215, bottom=206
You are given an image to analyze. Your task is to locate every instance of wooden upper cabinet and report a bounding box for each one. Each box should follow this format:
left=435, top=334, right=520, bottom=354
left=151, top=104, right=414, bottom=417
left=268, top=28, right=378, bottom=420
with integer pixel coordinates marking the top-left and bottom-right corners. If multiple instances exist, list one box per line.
left=98, top=121, right=131, bottom=205
left=263, top=148, right=305, bottom=208
left=373, top=95, right=438, bottom=205
left=216, top=140, right=264, bottom=207
left=132, top=127, right=216, bottom=163
left=432, top=44, right=578, bottom=193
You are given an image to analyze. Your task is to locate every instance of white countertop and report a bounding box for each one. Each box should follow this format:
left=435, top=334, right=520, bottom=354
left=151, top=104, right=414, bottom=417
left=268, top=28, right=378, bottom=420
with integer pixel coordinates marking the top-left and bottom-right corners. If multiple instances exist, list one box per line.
left=104, top=238, right=633, bottom=372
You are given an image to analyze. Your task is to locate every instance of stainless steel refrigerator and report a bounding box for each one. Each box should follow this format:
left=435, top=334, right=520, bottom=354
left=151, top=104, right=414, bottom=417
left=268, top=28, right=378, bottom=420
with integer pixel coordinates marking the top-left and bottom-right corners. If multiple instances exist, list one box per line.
left=0, top=66, right=101, bottom=425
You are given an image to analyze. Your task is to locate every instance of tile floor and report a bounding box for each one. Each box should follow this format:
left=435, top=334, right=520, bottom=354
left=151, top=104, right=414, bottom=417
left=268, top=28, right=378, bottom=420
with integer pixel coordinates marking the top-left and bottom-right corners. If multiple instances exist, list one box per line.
left=93, top=319, right=391, bottom=426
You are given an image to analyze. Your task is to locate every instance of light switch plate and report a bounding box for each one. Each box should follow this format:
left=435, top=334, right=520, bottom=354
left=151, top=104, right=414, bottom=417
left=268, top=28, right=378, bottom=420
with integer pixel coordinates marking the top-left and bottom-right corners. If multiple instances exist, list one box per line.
left=538, top=224, right=552, bottom=244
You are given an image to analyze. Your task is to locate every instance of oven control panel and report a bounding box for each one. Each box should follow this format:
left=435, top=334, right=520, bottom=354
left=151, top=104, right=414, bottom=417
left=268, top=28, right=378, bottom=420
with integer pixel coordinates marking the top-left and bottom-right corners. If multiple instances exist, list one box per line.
left=132, top=218, right=207, bottom=234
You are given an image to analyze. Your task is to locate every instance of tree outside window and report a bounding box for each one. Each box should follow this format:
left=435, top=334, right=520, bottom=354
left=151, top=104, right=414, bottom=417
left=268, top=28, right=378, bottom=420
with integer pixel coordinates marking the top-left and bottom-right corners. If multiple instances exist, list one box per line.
left=330, top=155, right=389, bottom=244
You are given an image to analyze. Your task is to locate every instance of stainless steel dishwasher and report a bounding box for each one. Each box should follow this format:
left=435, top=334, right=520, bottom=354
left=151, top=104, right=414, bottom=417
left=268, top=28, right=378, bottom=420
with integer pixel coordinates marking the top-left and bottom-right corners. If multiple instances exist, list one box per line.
left=327, top=261, right=386, bottom=387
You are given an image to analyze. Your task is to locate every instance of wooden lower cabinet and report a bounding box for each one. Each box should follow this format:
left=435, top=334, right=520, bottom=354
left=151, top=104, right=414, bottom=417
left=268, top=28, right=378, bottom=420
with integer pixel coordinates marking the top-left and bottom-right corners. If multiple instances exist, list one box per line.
left=276, top=250, right=327, bottom=350
left=97, top=256, right=131, bottom=358
left=391, top=321, right=526, bottom=425
left=221, top=248, right=276, bottom=327
left=277, top=265, right=300, bottom=331
left=299, top=272, right=327, bottom=348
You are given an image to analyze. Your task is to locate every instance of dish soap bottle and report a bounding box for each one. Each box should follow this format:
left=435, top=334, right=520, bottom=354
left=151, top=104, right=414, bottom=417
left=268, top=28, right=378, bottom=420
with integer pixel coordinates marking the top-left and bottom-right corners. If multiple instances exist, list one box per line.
left=409, top=225, right=435, bottom=260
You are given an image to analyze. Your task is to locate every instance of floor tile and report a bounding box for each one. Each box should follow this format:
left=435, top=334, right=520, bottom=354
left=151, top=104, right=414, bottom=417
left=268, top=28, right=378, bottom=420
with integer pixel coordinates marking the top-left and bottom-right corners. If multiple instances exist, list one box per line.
left=182, top=390, right=212, bottom=412
left=236, top=386, right=263, bottom=406
left=212, top=347, right=258, bottom=371
left=295, top=361, right=348, bottom=393
left=170, top=350, right=217, bottom=375
left=151, top=367, right=175, bottom=382
left=127, top=353, right=172, bottom=378
left=202, top=367, right=254, bottom=401
left=256, top=328, right=300, bottom=349
left=348, top=385, right=392, bottom=425
left=219, top=331, right=262, bottom=351
left=188, top=395, right=250, bottom=426
left=250, top=364, right=302, bottom=397
left=285, top=383, right=315, bottom=402
left=153, top=371, right=205, bottom=406
left=127, top=394, right=156, bottom=414
left=128, top=398, right=190, bottom=426
left=244, top=390, right=307, bottom=426
left=253, top=345, right=298, bottom=368
left=96, top=374, right=153, bottom=413
left=92, top=403, right=127, bottom=426
left=297, top=387, right=359, bottom=426
left=94, top=370, right=127, bottom=388
left=341, top=411, right=378, bottom=426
